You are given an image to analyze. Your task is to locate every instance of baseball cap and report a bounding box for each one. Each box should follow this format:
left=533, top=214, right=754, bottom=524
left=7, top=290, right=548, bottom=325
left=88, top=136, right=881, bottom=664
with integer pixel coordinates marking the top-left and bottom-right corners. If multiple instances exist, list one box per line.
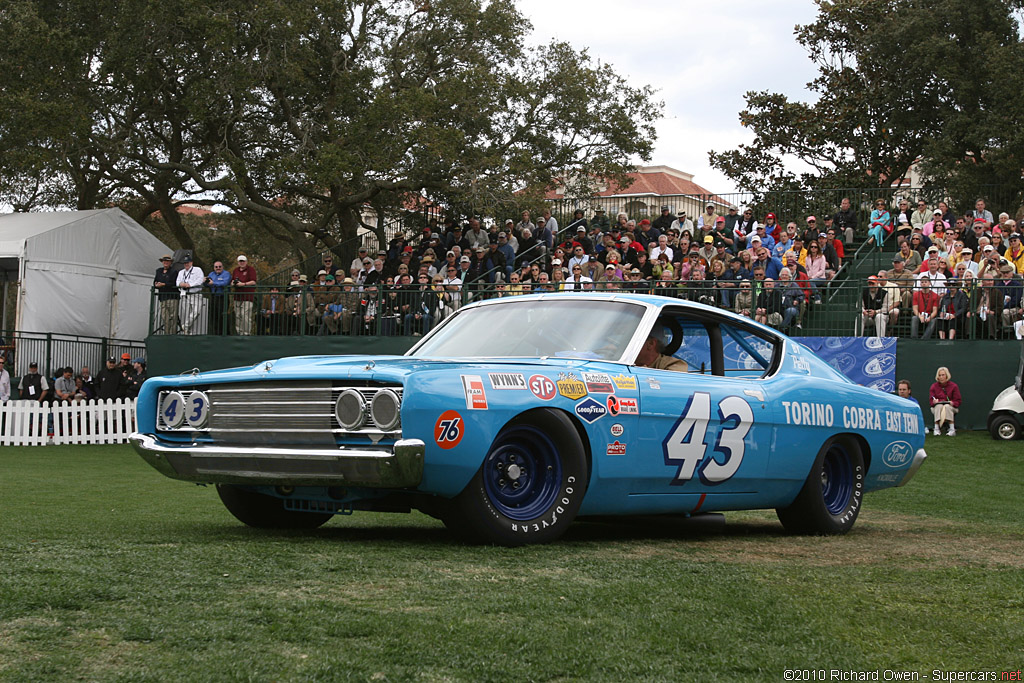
left=818, top=232, right=827, bottom=238
left=505, top=219, right=514, bottom=225
left=867, top=275, right=878, bottom=282
left=552, top=259, right=562, bottom=265
left=983, top=245, right=995, bottom=252
left=29, top=361, right=38, bottom=368
left=237, top=254, right=247, bottom=261
left=704, top=235, right=714, bottom=243
left=661, top=205, right=669, bottom=211
left=806, top=216, right=817, bottom=223
left=892, top=255, right=905, bottom=262
left=620, top=237, right=630, bottom=244
left=121, top=352, right=131, bottom=360
left=577, top=225, right=586, bottom=232
left=403, top=245, right=413, bottom=253
left=927, top=245, right=939, bottom=253
left=933, top=209, right=943, bottom=216
left=460, top=255, right=470, bottom=263
left=1011, top=233, right=1022, bottom=240
left=765, top=213, right=775, bottom=220
left=750, top=235, right=762, bottom=243
left=317, top=269, right=327, bottom=276
left=446, top=250, right=455, bottom=257
left=498, top=232, right=507, bottom=239
left=630, top=267, right=641, bottom=274
left=182, top=253, right=193, bottom=261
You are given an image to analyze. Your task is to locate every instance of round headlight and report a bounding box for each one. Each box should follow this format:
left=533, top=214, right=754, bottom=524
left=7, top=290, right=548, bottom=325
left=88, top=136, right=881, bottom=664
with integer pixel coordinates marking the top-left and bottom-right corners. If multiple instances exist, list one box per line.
left=370, top=389, right=401, bottom=431
left=335, top=389, right=366, bottom=430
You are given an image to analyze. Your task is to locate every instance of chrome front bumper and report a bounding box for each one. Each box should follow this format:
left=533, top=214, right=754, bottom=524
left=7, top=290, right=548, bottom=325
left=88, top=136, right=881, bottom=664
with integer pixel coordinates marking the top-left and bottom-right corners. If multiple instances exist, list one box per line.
left=897, top=448, right=927, bottom=487
left=129, top=433, right=424, bottom=488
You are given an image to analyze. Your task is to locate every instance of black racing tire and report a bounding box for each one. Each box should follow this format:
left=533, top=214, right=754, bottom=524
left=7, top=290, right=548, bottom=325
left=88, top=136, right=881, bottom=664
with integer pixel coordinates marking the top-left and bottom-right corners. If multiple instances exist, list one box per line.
left=776, top=438, right=864, bottom=535
left=443, top=409, right=588, bottom=546
left=989, top=414, right=1020, bottom=441
left=216, top=485, right=332, bottom=529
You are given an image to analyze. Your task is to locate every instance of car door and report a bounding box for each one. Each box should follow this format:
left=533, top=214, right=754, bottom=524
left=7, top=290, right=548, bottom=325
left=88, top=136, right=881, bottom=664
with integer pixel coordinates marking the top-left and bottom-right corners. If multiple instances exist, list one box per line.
left=631, top=312, right=778, bottom=503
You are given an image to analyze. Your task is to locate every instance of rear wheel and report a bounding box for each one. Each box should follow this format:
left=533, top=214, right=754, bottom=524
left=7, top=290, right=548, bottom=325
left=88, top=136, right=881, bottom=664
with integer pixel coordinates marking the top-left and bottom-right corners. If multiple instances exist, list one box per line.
left=989, top=414, right=1020, bottom=441
left=444, top=409, right=587, bottom=546
left=776, top=438, right=864, bottom=535
left=216, top=485, right=332, bottom=529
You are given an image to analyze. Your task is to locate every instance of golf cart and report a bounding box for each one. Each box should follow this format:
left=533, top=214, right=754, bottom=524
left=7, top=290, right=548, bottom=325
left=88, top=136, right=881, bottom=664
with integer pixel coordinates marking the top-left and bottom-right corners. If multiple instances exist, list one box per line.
left=988, top=341, right=1024, bottom=440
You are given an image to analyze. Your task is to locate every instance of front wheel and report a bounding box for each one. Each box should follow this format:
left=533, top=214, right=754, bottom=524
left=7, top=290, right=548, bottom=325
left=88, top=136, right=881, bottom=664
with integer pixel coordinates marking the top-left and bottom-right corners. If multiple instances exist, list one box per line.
left=989, top=414, right=1020, bottom=441
left=776, top=438, right=864, bottom=535
left=444, top=409, right=588, bottom=546
left=216, top=485, right=333, bottom=529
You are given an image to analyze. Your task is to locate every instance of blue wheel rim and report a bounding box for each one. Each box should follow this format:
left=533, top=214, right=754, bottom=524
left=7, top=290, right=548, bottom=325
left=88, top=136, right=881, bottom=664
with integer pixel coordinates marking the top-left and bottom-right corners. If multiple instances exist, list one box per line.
left=821, top=445, right=853, bottom=515
left=482, top=424, right=562, bottom=521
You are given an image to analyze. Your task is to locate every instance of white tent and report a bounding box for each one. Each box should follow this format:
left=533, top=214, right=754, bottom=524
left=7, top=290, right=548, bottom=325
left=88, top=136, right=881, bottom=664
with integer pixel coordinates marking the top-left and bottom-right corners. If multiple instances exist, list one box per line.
left=0, top=209, right=172, bottom=341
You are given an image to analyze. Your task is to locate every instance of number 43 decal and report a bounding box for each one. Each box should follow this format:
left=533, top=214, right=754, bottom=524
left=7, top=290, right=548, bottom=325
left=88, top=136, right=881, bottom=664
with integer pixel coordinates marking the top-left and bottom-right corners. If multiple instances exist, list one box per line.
left=663, top=392, right=753, bottom=485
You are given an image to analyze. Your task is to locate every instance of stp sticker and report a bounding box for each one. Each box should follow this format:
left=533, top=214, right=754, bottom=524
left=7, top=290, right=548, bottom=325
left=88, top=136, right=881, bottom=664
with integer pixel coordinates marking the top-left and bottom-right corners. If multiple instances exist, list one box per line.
left=557, top=372, right=587, bottom=400
left=606, top=395, right=638, bottom=416
left=488, top=372, right=527, bottom=390
left=610, top=423, right=624, bottom=437
left=460, top=375, right=488, bottom=410
left=612, top=374, right=638, bottom=390
left=606, top=441, right=627, bottom=456
left=529, top=374, right=557, bottom=401
left=434, top=410, right=464, bottom=449
left=583, top=371, right=614, bottom=393
left=574, top=397, right=607, bottom=423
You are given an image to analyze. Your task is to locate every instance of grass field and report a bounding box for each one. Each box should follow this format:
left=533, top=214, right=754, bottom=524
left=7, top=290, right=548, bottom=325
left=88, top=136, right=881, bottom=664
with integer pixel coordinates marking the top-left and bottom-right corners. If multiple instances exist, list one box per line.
left=1, top=433, right=1021, bottom=682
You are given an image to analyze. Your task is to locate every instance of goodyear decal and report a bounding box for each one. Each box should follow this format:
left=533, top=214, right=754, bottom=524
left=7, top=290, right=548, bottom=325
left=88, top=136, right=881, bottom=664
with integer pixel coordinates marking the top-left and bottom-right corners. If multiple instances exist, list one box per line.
left=574, top=397, right=606, bottom=423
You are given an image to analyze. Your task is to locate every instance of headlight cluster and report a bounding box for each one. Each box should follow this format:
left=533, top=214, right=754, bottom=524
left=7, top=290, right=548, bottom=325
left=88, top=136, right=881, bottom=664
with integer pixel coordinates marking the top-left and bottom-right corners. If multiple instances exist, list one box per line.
left=159, top=390, right=209, bottom=430
left=334, top=388, right=402, bottom=432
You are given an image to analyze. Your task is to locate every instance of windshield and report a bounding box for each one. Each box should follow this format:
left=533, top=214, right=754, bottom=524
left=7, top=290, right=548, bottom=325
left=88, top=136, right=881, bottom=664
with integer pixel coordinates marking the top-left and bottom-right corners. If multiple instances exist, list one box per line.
left=410, top=298, right=647, bottom=360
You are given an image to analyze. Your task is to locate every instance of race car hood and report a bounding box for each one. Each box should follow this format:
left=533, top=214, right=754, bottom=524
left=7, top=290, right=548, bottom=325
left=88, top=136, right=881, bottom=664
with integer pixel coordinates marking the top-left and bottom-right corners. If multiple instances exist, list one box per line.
left=142, top=354, right=621, bottom=389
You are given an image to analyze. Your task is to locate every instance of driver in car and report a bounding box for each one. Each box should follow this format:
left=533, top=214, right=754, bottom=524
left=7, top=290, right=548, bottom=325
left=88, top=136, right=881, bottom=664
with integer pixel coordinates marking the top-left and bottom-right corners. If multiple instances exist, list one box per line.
left=635, top=322, right=688, bottom=372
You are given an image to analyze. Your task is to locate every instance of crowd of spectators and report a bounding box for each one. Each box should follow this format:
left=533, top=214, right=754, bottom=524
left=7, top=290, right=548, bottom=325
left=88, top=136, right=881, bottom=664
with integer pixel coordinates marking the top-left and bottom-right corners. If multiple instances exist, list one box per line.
left=860, top=196, right=1024, bottom=340
left=148, top=196, right=1024, bottom=340
left=3, top=353, right=146, bottom=404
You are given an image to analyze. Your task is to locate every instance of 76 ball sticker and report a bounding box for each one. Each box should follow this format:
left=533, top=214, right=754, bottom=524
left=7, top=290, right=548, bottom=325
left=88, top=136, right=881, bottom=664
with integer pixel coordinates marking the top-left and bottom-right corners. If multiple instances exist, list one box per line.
left=434, top=410, right=464, bottom=449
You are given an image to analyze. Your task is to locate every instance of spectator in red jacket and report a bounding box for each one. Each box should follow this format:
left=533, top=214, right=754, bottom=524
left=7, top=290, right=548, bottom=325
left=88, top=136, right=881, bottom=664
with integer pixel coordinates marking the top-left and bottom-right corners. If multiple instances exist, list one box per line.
left=929, top=366, right=961, bottom=436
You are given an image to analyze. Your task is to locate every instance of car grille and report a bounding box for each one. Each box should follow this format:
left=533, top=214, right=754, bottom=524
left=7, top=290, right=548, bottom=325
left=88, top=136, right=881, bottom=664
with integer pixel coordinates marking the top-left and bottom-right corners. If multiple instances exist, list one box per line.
left=157, top=381, right=403, bottom=445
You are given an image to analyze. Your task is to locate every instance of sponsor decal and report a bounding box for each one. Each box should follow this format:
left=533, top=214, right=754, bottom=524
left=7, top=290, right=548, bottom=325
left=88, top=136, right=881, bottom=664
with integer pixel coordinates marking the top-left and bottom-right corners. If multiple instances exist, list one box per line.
left=610, top=423, right=624, bottom=437
left=460, top=374, right=488, bottom=410
left=606, top=441, right=627, bottom=456
left=434, top=410, right=464, bottom=449
left=529, top=374, right=556, bottom=401
left=612, top=374, right=638, bottom=390
left=557, top=372, right=588, bottom=400
left=646, top=377, right=661, bottom=390
left=574, top=397, right=607, bottom=423
left=606, top=395, right=638, bottom=416
left=488, top=372, right=526, bottom=390
left=881, top=440, right=913, bottom=468
left=875, top=473, right=902, bottom=483
left=582, top=371, right=614, bottom=393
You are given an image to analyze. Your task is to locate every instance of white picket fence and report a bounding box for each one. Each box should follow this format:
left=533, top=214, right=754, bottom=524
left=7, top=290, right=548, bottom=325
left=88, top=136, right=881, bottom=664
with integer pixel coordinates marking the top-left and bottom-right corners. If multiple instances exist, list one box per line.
left=0, top=399, right=137, bottom=446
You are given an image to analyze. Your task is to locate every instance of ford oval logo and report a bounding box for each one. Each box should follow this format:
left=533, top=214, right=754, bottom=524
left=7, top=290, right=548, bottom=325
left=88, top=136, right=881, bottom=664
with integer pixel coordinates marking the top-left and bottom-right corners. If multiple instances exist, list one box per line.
left=881, top=440, right=913, bottom=468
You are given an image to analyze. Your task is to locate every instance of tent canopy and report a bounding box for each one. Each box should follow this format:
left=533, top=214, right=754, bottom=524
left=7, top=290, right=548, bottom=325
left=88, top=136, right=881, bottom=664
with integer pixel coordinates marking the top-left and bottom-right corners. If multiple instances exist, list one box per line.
left=0, top=209, right=172, bottom=341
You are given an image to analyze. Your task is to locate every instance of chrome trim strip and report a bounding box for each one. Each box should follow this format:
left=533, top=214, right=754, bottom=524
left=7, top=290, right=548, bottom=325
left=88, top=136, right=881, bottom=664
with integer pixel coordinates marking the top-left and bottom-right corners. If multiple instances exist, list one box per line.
left=898, top=448, right=927, bottom=487
left=130, top=433, right=424, bottom=488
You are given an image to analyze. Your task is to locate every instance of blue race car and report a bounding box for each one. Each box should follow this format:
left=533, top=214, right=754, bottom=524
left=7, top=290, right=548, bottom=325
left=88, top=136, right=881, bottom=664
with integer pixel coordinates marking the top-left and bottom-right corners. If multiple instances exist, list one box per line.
left=131, top=293, right=927, bottom=545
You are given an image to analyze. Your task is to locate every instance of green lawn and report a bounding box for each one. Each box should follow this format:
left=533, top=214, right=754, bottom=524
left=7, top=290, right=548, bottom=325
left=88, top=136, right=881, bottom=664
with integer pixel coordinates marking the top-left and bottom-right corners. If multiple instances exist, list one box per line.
left=1, top=433, right=1021, bottom=682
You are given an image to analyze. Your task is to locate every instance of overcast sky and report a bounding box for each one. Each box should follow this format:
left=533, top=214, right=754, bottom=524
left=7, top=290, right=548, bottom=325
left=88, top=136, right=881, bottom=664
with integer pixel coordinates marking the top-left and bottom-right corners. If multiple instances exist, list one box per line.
left=516, top=0, right=823, bottom=194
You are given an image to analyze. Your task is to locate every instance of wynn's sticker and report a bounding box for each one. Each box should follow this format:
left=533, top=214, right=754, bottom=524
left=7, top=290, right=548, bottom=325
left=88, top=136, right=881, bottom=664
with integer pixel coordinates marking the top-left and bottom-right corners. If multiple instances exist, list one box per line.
left=460, top=375, right=488, bottom=410
left=582, top=371, right=614, bottom=393
left=488, top=372, right=526, bottom=390
left=557, top=372, right=587, bottom=400
left=434, top=410, right=464, bottom=449
left=612, top=374, right=638, bottom=390
left=606, top=441, right=627, bottom=456
left=606, top=395, right=638, bottom=416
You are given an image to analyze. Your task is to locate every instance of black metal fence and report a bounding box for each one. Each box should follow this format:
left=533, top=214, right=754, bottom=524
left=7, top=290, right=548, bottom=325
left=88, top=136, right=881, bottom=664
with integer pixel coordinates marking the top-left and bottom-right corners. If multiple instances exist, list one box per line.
left=146, top=277, right=1024, bottom=342
left=0, top=330, right=146, bottom=378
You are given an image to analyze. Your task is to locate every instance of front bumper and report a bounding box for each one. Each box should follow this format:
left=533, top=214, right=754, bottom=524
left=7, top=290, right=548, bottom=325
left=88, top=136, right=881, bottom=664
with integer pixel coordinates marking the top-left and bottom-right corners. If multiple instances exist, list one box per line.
left=897, top=448, right=927, bottom=487
left=129, top=433, right=425, bottom=488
